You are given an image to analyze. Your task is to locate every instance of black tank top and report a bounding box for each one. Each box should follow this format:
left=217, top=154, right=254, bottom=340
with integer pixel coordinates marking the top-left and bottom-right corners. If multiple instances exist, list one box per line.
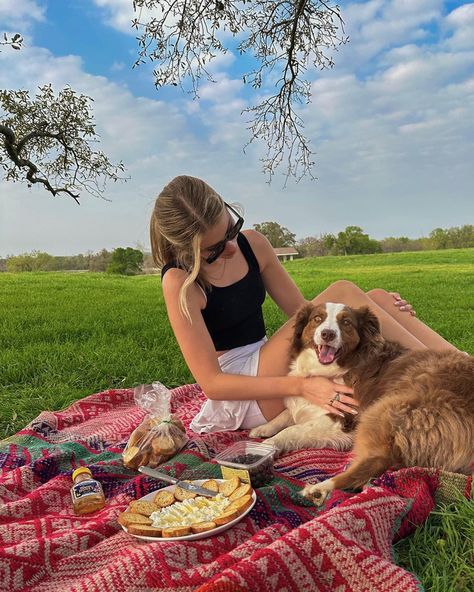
left=161, top=233, right=266, bottom=350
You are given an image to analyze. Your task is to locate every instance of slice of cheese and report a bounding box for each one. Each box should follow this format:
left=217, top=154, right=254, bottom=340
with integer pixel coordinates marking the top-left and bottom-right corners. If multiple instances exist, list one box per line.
left=150, top=494, right=231, bottom=529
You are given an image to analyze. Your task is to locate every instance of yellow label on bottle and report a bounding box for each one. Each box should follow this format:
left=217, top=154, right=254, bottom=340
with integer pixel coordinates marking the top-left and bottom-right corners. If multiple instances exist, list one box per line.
left=221, top=466, right=250, bottom=484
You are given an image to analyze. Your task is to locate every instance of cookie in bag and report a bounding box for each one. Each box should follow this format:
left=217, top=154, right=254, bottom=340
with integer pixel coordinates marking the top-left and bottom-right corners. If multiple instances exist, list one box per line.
left=122, top=383, right=188, bottom=470
left=123, top=445, right=150, bottom=469
left=152, top=432, right=176, bottom=457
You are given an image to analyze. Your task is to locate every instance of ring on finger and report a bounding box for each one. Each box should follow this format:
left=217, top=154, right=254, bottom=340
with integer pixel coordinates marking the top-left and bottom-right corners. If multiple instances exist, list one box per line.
left=330, top=392, right=341, bottom=405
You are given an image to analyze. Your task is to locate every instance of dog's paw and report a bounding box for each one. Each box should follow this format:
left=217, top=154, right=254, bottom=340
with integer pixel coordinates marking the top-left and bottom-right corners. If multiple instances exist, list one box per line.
left=300, top=479, right=335, bottom=506
left=249, top=425, right=273, bottom=438
left=263, top=437, right=285, bottom=456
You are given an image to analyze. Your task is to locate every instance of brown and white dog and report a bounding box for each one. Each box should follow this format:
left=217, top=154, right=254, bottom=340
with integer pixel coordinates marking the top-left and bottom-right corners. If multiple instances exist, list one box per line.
left=249, top=302, right=367, bottom=453
left=250, top=302, right=474, bottom=503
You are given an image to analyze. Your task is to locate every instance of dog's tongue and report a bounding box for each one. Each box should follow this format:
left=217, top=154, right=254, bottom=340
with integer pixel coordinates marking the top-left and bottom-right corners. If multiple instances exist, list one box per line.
left=319, top=345, right=337, bottom=365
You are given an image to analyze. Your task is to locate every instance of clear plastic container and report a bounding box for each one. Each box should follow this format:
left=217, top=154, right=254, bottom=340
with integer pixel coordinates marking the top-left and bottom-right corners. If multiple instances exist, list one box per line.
left=214, top=441, right=276, bottom=487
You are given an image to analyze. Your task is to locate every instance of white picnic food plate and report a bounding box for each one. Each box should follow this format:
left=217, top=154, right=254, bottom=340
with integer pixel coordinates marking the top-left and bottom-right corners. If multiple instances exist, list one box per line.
left=121, top=479, right=257, bottom=542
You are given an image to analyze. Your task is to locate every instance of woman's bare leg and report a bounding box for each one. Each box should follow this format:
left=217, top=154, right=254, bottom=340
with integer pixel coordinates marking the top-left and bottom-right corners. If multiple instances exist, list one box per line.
left=308, top=280, right=427, bottom=349
left=366, top=289, right=458, bottom=351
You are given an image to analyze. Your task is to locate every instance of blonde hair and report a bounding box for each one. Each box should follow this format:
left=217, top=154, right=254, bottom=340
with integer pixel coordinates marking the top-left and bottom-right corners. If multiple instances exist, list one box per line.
left=150, top=175, right=226, bottom=322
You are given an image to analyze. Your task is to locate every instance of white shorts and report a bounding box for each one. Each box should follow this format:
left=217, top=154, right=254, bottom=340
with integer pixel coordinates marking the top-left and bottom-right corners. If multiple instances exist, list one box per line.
left=189, top=338, right=268, bottom=434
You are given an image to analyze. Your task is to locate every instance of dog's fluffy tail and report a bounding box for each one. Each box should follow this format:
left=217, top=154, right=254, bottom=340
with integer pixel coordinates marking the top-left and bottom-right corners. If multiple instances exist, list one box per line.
left=390, top=390, right=473, bottom=472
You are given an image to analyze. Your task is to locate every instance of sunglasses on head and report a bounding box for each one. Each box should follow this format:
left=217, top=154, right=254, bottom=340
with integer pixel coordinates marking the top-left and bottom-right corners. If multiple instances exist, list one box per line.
left=203, top=202, right=244, bottom=264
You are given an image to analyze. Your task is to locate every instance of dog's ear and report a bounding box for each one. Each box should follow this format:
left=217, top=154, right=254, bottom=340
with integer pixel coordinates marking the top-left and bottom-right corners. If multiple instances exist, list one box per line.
left=355, top=306, right=381, bottom=343
left=291, top=303, right=315, bottom=351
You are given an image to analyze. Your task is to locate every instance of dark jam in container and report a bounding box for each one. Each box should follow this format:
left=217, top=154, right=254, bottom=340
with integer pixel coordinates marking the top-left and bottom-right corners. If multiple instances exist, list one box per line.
left=214, top=442, right=276, bottom=487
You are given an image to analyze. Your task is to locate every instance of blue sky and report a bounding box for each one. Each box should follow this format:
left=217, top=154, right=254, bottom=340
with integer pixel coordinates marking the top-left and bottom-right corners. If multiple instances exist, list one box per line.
left=0, top=0, right=473, bottom=256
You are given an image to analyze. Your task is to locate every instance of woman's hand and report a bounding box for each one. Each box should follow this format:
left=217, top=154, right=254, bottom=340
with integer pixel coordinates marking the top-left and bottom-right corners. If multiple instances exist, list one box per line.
left=301, top=377, right=358, bottom=417
left=389, top=292, right=416, bottom=316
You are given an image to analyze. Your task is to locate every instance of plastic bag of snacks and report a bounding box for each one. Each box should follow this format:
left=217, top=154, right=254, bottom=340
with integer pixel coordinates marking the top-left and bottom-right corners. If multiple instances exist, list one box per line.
left=122, top=382, right=188, bottom=470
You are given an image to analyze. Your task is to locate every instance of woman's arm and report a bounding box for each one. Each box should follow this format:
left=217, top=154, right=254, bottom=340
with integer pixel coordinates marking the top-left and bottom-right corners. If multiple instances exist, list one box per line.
left=161, top=268, right=354, bottom=413
left=162, top=268, right=301, bottom=400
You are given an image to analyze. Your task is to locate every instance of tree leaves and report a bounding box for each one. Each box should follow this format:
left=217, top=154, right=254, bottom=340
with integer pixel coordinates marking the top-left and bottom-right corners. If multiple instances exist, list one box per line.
left=0, top=85, right=126, bottom=201
left=253, top=220, right=297, bottom=247
left=1, top=32, right=23, bottom=51
left=106, top=247, right=144, bottom=275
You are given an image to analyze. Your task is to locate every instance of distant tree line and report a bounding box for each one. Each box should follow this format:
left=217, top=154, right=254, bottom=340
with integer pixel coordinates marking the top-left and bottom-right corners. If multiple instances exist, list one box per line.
left=1, top=224, right=472, bottom=272
left=252, top=222, right=473, bottom=256
left=271, top=224, right=473, bottom=257
left=2, top=247, right=143, bottom=274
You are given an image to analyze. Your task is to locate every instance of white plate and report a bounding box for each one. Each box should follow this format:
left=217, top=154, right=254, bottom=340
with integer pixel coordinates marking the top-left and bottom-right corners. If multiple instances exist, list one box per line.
left=121, top=479, right=257, bottom=542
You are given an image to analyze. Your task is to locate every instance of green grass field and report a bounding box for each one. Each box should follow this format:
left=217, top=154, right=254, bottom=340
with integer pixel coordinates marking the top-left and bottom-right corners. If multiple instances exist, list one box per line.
left=1, top=248, right=473, bottom=590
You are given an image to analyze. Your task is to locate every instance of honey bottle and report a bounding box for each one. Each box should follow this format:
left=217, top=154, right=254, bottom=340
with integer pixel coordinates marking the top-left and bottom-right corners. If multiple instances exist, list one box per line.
left=71, top=467, right=106, bottom=515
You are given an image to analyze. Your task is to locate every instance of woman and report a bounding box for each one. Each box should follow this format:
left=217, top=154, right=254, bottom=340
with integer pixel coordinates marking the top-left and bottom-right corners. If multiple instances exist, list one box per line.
left=150, top=175, right=457, bottom=434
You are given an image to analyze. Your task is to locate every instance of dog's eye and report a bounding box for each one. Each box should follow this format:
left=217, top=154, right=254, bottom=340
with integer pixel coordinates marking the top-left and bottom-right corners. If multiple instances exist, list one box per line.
left=343, top=318, right=352, bottom=326
left=313, top=315, right=322, bottom=323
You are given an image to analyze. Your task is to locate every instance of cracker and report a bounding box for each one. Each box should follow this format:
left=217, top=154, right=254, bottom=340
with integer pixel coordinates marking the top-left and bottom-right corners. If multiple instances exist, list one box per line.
left=174, top=481, right=197, bottom=501
left=227, top=494, right=253, bottom=515
left=162, top=525, right=191, bottom=538
left=201, top=479, right=219, bottom=493
left=219, top=476, right=241, bottom=497
left=191, top=521, right=217, bottom=534
left=229, top=483, right=252, bottom=502
left=118, top=512, right=152, bottom=527
left=153, top=490, right=175, bottom=507
left=128, top=500, right=158, bottom=516
left=127, top=524, right=163, bottom=537
left=214, top=509, right=240, bottom=526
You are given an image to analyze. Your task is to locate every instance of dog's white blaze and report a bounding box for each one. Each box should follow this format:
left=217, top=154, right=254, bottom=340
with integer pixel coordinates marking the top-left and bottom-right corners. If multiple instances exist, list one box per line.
left=314, top=302, right=345, bottom=347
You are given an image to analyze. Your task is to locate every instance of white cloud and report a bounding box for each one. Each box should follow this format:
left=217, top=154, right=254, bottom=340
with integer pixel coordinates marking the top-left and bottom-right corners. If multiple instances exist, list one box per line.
left=207, top=51, right=236, bottom=73
left=0, top=44, right=191, bottom=159
left=199, top=74, right=243, bottom=102
left=0, top=0, right=45, bottom=30
left=445, top=3, right=474, bottom=49
left=337, top=0, right=444, bottom=70
left=91, top=0, right=240, bottom=45
left=91, top=0, right=136, bottom=34
left=91, top=0, right=165, bottom=35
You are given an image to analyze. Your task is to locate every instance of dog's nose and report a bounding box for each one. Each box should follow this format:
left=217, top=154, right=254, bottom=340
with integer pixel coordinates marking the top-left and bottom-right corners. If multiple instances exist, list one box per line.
left=321, top=329, right=337, bottom=342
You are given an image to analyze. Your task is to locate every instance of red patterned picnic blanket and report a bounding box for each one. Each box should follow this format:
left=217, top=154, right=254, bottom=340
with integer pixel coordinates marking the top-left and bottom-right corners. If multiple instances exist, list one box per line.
left=1, top=385, right=471, bottom=592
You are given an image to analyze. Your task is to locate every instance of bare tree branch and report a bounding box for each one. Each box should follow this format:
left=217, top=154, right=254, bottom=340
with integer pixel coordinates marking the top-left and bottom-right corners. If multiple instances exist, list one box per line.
left=132, top=0, right=348, bottom=182
left=0, top=123, right=81, bottom=202
left=0, top=85, right=127, bottom=201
